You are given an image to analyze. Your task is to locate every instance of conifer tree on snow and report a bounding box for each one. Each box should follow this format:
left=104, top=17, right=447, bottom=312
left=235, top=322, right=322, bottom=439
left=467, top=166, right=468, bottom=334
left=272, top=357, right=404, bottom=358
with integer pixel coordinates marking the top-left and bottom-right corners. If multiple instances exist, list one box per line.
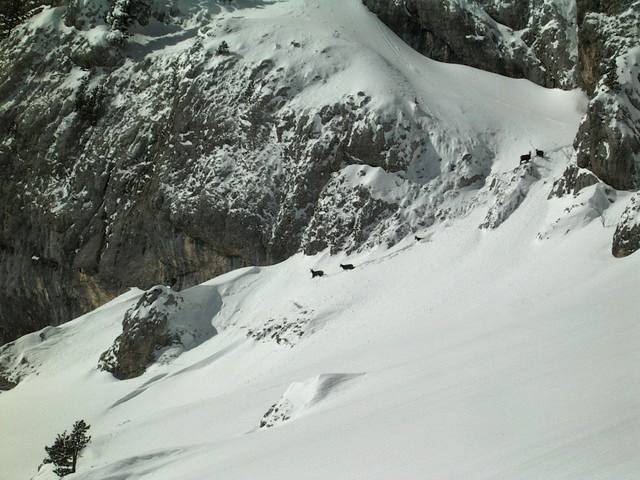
left=43, top=420, right=91, bottom=477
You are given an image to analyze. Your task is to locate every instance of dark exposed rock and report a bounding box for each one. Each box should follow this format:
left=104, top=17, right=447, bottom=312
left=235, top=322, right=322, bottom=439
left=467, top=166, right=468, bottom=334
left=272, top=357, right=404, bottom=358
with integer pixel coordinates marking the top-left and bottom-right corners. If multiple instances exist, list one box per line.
left=259, top=402, right=291, bottom=429
left=612, top=193, right=640, bottom=257
left=574, top=91, right=640, bottom=190
left=548, top=164, right=600, bottom=198
left=98, top=286, right=182, bottom=379
left=0, top=373, right=16, bottom=391
left=573, top=1, right=640, bottom=190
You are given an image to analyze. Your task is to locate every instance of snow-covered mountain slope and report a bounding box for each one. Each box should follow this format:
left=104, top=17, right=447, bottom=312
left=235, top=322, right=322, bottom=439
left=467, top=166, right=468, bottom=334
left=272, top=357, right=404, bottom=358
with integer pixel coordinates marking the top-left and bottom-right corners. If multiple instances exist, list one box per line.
left=2, top=151, right=639, bottom=479
left=0, top=0, right=587, bottom=342
left=1, top=2, right=638, bottom=477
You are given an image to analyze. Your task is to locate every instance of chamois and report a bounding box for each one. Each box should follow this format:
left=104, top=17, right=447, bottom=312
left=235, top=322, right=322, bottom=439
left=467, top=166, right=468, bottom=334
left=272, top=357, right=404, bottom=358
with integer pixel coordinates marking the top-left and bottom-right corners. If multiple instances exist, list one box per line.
left=520, top=152, right=531, bottom=164
left=340, top=263, right=355, bottom=270
left=310, top=268, right=324, bottom=278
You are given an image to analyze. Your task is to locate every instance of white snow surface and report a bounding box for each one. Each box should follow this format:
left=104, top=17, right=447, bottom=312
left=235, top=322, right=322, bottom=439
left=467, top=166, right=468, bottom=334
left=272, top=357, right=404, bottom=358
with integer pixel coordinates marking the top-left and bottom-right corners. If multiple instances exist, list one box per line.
left=2, top=1, right=638, bottom=479
left=3, top=172, right=639, bottom=479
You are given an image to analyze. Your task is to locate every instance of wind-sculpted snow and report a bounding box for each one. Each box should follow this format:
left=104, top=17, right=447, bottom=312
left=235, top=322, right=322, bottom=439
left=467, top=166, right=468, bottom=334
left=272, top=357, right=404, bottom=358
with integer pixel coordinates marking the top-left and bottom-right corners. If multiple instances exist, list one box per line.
left=538, top=182, right=616, bottom=240
left=259, top=373, right=364, bottom=429
left=0, top=327, right=62, bottom=390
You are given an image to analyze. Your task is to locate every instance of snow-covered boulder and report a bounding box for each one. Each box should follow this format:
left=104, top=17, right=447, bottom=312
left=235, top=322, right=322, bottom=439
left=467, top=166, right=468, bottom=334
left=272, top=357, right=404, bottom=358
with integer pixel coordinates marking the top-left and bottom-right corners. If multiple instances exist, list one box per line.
left=539, top=183, right=615, bottom=240
left=612, top=193, right=640, bottom=257
left=99, top=286, right=183, bottom=379
left=548, top=163, right=600, bottom=198
left=0, top=325, right=61, bottom=391
left=259, top=373, right=364, bottom=429
left=98, top=285, right=219, bottom=379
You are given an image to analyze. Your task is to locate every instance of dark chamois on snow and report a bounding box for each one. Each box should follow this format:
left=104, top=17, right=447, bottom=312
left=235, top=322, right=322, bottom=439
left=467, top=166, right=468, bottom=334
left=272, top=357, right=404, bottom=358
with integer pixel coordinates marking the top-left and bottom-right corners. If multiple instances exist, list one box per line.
left=340, top=264, right=355, bottom=270
left=310, top=269, right=324, bottom=278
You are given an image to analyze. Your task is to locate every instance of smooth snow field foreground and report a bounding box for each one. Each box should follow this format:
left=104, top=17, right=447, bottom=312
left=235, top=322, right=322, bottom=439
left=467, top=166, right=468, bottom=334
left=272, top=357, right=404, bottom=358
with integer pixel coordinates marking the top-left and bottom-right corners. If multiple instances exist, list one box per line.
left=2, top=175, right=639, bottom=479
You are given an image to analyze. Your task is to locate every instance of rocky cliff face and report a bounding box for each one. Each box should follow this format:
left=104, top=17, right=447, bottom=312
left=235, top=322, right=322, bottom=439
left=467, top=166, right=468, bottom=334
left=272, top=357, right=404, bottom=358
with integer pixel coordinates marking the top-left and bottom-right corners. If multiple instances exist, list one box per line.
left=0, top=0, right=441, bottom=344
left=573, top=0, right=640, bottom=190
left=612, top=193, right=640, bottom=257
left=362, top=0, right=578, bottom=88
left=0, top=0, right=637, bottom=344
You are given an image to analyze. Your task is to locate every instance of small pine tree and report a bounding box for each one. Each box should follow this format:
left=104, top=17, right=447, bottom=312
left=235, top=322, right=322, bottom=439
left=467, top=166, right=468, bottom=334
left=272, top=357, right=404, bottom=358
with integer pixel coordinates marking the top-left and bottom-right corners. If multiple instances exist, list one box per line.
left=217, top=40, right=230, bottom=55
left=43, top=420, right=91, bottom=477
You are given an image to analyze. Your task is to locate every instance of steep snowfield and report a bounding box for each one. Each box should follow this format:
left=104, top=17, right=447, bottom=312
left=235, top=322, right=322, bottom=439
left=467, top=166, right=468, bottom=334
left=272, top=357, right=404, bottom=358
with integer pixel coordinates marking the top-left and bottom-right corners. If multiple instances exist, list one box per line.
left=2, top=165, right=639, bottom=480
left=2, top=0, right=638, bottom=479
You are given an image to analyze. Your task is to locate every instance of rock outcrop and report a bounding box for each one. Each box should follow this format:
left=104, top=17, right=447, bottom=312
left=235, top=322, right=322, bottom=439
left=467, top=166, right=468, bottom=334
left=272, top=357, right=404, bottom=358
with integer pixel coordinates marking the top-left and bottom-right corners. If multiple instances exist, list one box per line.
left=573, top=1, right=640, bottom=190
left=548, top=163, right=599, bottom=198
left=479, top=162, right=540, bottom=230
left=98, top=286, right=183, bottom=379
left=612, top=193, right=640, bottom=257
left=99, top=284, right=220, bottom=379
